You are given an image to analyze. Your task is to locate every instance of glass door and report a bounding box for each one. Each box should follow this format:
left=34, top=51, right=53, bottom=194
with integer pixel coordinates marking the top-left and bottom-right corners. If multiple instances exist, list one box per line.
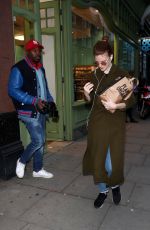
left=40, top=0, right=64, bottom=140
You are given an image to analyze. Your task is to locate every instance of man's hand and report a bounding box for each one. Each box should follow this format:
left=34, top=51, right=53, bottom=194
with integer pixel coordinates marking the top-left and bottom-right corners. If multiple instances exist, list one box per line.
left=37, top=99, right=45, bottom=110
left=35, top=99, right=47, bottom=114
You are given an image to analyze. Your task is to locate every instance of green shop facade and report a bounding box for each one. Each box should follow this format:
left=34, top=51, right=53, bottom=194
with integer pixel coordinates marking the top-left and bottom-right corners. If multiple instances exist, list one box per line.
left=12, top=0, right=140, bottom=144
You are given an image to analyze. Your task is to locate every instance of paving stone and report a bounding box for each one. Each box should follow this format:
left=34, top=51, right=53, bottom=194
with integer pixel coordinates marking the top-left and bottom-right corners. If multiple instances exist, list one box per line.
left=14, top=169, right=80, bottom=192
left=63, top=175, right=98, bottom=199
left=0, top=217, right=26, bottom=230
left=125, top=143, right=142, bottom=153
left=125, top=136, right=150, bottom=145
left=21, top=192, right=110, bottom=230
left=140, top=145, right=150, bottom=154
left=99, top=206, right=150, bottom=230
left=0, top=183, right=47, bottom=218
left=60, top=144, right=86, bottom=156
left=46, top=141, right=72, bottom=154
left=74, top=163, right=82, bottom=173
left=126, top=166, right=150, bottom=184
left=143, top=155, right=150, bottom=166
left=22, top=223, right=50, bottom=230
left=45, top=153, right=82, bottom=171
left=126, top=130, right=149, bottom=138
left=124, top=163, right=132, bottom=177
left=124, top=152, right=146, bottom=166
left=129, top=184, right=150, bottom=212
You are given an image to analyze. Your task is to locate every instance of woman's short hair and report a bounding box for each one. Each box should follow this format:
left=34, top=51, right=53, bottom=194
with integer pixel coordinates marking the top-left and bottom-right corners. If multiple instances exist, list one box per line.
left=93, top=40, right=113, bottom=56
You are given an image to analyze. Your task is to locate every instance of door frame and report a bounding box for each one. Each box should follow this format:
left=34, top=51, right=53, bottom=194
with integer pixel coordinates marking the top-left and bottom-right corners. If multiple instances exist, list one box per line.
left=40, top=0, right=65, bottom=140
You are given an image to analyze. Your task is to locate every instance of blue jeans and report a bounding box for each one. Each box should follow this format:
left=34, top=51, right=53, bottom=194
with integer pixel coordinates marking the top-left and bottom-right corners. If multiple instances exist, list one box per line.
left=98, top=147, right=112, bottom=193
left=19, top=114, right=46, bottom=172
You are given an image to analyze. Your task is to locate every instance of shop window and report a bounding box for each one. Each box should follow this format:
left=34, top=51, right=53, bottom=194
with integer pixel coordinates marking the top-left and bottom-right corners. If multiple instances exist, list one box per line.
left=12, top=0, right=34, bottom=12
left=14, top=16, right=34, bottom=61
left=47, top=18, right=55, bottom=27
left=72, top=6, right=104, bottom=101
left=40, top=7, right=55, bottom=28
left=12, top=0, right=17, bottom=5
left=40, top=9, right=46, bottom=18
left=19, top=0, right=26, bottom=8
left=41, top=19, right=46, bottom=28
left=28, top=0, right=34, bottom=12
left=47, top=8, right=54, bottom=17
left=118, top=38, right=135, bottom=71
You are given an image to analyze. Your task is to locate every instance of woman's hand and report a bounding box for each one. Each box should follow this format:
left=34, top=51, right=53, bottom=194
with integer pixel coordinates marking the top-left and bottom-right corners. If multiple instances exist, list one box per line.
left=83, top=82, right=94, bottom=101
left=101, top=99, right=126, bottom=113
left=101, top=99, right=117, bottom=113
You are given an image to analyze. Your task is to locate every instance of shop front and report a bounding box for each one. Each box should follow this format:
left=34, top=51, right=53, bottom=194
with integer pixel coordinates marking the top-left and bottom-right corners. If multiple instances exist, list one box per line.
left=1, top=0, right=140, bottom=148
left=0, top=0, right=141, bottom=179
left=39, top=0, right=140, bottom=141
left=40, top=0, right=114, bottom=141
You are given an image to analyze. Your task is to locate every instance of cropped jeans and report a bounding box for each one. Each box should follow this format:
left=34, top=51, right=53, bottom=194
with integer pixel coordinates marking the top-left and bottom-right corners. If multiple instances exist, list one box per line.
left=19, top=114, right=46, bottom=172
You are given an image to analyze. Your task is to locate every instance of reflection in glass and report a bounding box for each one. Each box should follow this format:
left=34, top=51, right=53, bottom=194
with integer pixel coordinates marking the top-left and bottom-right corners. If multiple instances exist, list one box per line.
left=72, top=6, right=104, bottom=101
left=14, top=16, right=34, bottom=61
left=40, top=9, right=46, bottom=18
left=28, top=0, right=34, bottom=12
left=47, top=18, right=55, bottom=27
left=47, top=8, right=54, bottom=17
left=41, top=19, right=46, bottom=28
left=19, top=0, right=26, bottom=8
left=12, top=0, right=17, bottom=5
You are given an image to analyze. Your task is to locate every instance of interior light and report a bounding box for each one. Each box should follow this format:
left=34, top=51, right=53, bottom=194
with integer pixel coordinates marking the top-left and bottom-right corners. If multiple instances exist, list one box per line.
left=15, top=35, right=25, bottom=41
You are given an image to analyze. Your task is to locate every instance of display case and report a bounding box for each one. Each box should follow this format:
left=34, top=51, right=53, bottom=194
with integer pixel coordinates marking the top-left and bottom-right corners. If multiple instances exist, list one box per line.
left=73, top=65, right=95, bottom=101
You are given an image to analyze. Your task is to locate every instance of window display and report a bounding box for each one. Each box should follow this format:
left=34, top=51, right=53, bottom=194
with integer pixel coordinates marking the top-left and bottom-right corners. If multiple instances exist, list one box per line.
left=73, top=65, right=94, bottom=101
left=118, top=38, right=135, bottom=71
left=72, top=6, right=104, bottom=101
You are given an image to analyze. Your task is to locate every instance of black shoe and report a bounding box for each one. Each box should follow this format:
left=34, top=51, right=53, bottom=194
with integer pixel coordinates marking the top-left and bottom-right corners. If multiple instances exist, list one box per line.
left=112, top=186, right=121, bottom=205
left=94, top=193, right=107, bottom=208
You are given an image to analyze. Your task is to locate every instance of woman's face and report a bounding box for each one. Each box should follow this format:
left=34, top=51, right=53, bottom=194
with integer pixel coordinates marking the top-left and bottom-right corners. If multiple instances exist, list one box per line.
left=95, top=51, right=113, bottom=72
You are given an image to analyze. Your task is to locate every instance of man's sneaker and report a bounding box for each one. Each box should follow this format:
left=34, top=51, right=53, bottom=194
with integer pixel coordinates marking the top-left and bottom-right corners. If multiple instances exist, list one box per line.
left=16, top=159, right=25, bottom=178
left=33, top=169, right=54, bottom=179
left=94, top=192, right=108, bottom=208
left=112, top=186, right=121, bottom=205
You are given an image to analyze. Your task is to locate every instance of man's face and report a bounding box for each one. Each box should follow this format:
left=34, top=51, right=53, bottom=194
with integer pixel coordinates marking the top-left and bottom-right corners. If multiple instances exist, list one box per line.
left=95, top=52, right=112, bottom=72
left=27, top=47, right=42, bottom=63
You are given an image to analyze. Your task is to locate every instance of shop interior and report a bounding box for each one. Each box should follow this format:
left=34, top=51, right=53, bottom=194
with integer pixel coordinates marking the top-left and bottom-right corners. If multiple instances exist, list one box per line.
left=72, top=6, right=106, bottom=101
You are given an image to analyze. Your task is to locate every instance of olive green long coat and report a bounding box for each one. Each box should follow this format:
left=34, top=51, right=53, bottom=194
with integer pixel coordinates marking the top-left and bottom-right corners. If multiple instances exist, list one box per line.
left=83, top=64, right=135, bottom=186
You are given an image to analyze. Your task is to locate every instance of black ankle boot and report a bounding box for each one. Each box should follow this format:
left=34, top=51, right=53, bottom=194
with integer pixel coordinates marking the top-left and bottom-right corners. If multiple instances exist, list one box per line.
left=94, top=192, right=107, bottom=208
left=112, top=186, right=121, bottom=205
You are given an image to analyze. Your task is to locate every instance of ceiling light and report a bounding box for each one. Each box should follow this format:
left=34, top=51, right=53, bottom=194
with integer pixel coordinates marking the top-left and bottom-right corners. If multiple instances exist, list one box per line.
left=15, top=35, right=24, bottom=41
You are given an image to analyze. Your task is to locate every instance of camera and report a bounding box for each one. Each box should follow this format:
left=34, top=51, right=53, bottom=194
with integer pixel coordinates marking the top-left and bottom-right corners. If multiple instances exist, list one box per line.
left=46, top=101, right=59, bottom=120
left=38, top=101, right=59, bottom=122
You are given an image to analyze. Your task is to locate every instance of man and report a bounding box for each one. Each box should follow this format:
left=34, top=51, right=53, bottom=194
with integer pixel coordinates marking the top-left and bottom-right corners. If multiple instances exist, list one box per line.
left=8, top=39, right=55, bottom=179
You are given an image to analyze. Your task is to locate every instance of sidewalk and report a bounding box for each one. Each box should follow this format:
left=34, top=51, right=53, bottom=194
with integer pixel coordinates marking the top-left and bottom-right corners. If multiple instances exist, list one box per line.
left=0, top=117, right=150, bottom=230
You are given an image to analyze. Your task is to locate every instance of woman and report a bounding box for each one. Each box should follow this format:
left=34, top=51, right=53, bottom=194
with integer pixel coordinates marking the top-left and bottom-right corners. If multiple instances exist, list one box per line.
left=83, top=40, right=135, bottom=208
